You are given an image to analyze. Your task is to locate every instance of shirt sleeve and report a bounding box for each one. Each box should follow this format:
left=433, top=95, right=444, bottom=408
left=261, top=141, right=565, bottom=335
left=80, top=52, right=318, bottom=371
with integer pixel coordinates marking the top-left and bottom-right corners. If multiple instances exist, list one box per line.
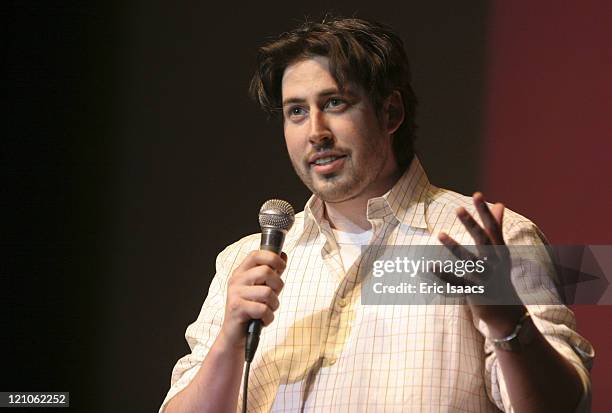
left=476, top=220, right=594, bottom=412
left=158, top=237, right=256, bottom=412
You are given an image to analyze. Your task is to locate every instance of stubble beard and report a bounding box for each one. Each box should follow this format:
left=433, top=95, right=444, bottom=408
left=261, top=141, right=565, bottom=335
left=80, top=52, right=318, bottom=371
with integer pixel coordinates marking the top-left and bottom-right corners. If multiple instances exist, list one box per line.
left=289, top=128, right=394, bottom=203
left=291, top=150, right=387, bottom=204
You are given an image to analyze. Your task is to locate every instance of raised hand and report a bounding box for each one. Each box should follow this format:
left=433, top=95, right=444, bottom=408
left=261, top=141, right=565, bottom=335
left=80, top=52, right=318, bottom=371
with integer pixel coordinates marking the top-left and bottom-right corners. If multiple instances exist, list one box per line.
left=437, top=192, right=525, bottom=337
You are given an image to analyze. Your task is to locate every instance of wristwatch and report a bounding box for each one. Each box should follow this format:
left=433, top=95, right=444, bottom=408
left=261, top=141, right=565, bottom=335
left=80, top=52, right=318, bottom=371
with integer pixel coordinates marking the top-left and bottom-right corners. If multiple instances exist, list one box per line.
left=491, top=311, right=535, bottom=352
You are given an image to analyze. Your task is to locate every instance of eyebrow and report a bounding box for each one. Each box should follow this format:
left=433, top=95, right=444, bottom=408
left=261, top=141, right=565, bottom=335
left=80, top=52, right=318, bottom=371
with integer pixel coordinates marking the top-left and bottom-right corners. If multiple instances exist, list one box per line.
left=281, top=88, right=354, bottom=107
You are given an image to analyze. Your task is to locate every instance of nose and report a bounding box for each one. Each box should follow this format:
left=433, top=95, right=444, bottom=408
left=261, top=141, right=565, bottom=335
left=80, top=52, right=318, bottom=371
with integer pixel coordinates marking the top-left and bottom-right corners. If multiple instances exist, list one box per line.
left=308, top=109, right=332, bottom=146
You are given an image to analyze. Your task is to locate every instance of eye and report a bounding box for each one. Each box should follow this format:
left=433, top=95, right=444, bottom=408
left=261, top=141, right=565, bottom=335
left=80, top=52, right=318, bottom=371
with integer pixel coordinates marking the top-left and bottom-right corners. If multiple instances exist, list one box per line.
left=326, top=97, right=347, bottom=110
left=285, top=105, right=304, bottom=117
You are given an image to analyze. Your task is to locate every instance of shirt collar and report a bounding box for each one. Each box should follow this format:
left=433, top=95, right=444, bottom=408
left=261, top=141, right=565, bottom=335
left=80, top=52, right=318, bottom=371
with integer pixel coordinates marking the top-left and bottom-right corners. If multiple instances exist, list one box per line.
left=303, top=156, right=431, bottom=231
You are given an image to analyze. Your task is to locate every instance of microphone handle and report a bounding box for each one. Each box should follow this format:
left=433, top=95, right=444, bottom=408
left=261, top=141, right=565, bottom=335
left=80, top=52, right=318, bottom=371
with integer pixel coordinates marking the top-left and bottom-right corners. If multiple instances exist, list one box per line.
left=245, top=320, right=262, bottom=362
left=245, top=228, right=286, bottom=362
left=260, top=228, right=284, bottom=254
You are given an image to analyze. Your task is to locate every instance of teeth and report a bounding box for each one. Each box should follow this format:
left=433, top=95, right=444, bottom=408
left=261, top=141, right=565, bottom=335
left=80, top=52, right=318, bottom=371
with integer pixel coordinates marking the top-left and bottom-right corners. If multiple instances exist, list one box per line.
left=314, top=156, right=339, bottom=165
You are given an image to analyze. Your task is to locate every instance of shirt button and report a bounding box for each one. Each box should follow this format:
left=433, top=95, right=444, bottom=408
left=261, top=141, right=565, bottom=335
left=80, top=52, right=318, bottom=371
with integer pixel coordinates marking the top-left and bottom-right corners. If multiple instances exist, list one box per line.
left=328, top=357, right=337, bottom=366
left=338, top=298, right=348, bottom=308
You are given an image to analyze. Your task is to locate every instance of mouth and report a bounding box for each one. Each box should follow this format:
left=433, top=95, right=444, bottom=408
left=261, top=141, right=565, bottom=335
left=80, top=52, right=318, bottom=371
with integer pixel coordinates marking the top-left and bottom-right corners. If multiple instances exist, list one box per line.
left=309, top=154, right=348, bottom=174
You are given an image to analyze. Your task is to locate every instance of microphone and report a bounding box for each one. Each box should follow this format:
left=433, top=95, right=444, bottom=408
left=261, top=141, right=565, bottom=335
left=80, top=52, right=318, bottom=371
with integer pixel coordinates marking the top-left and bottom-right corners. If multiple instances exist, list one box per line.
left=245, top=199, right=295, bottom=362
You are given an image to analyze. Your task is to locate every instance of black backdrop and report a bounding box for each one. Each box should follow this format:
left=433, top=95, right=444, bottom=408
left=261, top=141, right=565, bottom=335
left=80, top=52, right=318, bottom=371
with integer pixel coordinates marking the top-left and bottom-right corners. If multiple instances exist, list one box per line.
left=5, top=1, right=488, bottom=411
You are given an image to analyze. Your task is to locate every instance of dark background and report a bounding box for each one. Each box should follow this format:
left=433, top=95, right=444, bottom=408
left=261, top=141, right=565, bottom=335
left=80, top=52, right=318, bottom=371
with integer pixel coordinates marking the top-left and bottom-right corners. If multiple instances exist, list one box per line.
left=4, top=1, right=610, bottom=412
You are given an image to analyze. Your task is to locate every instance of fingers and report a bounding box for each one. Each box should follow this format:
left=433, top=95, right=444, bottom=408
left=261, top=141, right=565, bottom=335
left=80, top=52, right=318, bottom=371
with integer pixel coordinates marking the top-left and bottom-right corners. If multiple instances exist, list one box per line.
left=231, top=250, right=287, bottom=292
left=437, top=232, right=492, bottom=285
left=226, top=250, right=287, bottom=328
left=239, top=300, right=275, bottom=326
left=225, top=281, right=280, bottom=330
left=473, top=192, right=504, bottom=244
left=240, top=285, right=280, bottom=311
left=452, top=192, right=506, bottom=248
left=455, top=207, right=492, bottom=254
left=239, top=265, right=285, bottom=293
left=239, top=250, right=287, bottom=273
left=222, top=250, right=289, bottom=344
left=491, top=202, right=505, bottom=227
left=438, top=232, right=479, bottom=262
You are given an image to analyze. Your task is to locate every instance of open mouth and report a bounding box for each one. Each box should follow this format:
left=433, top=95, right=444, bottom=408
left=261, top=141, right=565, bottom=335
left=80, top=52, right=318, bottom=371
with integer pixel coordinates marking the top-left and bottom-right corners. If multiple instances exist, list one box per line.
left=309, top=155, right=348, bottom=174
left=311, top=155, right=347, bottom=166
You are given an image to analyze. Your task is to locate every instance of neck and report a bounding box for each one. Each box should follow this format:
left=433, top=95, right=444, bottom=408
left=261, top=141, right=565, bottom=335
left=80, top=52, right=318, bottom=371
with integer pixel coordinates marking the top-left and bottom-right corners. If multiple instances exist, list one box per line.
left=324, top=199, right=370, bottom=233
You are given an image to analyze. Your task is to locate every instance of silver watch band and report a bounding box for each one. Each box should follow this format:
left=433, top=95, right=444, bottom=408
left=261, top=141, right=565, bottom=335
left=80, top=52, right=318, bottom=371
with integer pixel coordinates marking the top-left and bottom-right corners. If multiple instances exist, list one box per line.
left=490, top=311, right=534, bottom=352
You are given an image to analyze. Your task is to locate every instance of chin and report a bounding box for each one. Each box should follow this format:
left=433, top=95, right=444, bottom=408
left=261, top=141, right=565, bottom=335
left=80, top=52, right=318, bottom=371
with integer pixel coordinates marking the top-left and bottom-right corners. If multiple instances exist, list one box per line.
left=295, top=165, right=362, bottom=202
left=312, top=180, right=363, bottom=203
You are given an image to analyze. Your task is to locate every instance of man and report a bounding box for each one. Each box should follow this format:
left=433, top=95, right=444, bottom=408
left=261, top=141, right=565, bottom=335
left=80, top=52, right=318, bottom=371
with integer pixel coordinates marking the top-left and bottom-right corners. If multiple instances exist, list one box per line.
left=161, top=17, right=593, bottom=412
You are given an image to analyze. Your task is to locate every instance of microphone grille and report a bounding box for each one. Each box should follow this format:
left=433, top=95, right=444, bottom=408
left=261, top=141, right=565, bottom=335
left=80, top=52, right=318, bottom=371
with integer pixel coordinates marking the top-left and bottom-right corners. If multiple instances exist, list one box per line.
left=259, top=199, right=295, bottom=231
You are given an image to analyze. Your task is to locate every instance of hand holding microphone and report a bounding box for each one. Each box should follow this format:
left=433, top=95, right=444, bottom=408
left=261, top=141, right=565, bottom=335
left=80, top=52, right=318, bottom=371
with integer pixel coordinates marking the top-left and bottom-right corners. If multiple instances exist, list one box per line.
left=164, top=201, right=294, bottom=413
left=218, top=200, right=294, bottom=361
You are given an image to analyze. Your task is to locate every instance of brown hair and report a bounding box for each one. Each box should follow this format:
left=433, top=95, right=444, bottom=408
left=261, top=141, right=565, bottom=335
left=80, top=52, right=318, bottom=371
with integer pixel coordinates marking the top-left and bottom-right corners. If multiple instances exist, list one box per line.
left=249, top=16, right=418, bottom=168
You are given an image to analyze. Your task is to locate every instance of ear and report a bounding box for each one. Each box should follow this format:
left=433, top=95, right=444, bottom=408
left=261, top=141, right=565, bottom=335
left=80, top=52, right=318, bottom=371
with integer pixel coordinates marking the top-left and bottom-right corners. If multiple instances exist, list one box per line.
left=383, top=91, right=405, bottom=135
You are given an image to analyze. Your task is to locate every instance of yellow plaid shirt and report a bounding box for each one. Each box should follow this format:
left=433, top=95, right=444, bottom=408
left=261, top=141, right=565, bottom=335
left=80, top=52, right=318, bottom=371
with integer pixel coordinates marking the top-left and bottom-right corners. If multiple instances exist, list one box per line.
left=161, top=157, right=593, bottom=412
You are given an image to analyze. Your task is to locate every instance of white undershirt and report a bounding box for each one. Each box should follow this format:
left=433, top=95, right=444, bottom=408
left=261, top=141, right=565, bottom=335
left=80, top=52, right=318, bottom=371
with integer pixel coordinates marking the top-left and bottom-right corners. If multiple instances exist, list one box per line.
left=330, top=228, right=373, bottom=272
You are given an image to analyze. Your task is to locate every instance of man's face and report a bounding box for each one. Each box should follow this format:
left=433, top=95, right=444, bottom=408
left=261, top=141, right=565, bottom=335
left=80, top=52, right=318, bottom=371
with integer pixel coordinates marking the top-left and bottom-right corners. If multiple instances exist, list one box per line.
left=281, top=56, right=399, bottom=203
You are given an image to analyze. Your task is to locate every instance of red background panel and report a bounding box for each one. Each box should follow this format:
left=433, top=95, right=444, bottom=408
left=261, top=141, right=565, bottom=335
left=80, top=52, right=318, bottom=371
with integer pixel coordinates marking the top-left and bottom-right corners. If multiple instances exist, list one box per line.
left=483, top=1, right=612, bottom=410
